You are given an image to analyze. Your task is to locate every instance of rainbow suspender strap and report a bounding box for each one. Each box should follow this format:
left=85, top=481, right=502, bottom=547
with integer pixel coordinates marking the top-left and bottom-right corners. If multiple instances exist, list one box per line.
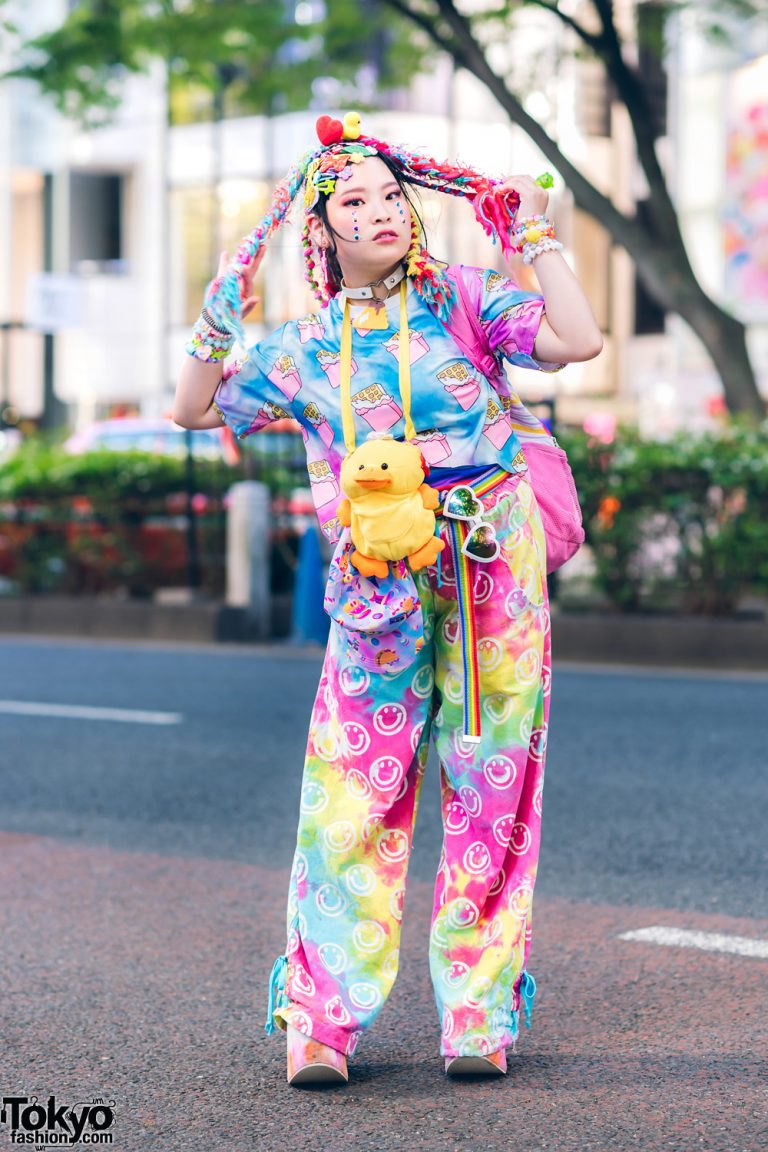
left=439, top=465, right=509, bottom=743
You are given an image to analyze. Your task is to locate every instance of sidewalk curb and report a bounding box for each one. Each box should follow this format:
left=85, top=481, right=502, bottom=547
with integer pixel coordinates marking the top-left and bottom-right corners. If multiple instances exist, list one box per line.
left=0, top=596, right=766, bottom=670
left=0, top=595, right=295, bottom=645
left=550, top=609, right=768, bottom=670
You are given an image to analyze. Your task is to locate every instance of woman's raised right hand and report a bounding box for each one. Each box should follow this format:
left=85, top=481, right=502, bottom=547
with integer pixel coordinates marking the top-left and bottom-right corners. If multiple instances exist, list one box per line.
left=216, top=246, right=266, bottom=320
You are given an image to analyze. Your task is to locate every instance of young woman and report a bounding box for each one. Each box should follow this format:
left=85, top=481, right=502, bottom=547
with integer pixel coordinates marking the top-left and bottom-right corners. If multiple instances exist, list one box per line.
left=174, top=113, right=602, bottom=1086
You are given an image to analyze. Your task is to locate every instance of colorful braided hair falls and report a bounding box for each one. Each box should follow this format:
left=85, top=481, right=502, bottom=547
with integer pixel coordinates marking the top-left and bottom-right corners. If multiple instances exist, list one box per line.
left=205, top=112, right=547, bottom=344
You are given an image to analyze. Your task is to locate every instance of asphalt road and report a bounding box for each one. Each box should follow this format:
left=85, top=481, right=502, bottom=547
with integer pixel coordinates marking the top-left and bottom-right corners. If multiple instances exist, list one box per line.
left=0, top=638, right=766, bottom=1151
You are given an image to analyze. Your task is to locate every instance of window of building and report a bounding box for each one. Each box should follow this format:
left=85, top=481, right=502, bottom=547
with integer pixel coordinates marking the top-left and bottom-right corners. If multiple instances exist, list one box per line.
left=169, top=79, right=214, bottom=127
left=575, top=58, right=612, bottom=139
left=633, top=201, right=667, bottom=335
left=69, top=172, right=124, bottom=271
left=637, top=1, right=668, bottom=140
left=171, top=182, right=270, bottom=326
left=572, top=208, right=611, bottom=333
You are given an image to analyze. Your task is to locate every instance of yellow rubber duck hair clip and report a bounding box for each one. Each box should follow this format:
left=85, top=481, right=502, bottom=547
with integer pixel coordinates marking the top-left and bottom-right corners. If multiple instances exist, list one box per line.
left=343, top=111, right=362, bottom=140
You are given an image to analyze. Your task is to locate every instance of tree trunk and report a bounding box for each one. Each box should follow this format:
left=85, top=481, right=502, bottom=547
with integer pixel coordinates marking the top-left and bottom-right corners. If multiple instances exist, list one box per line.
left=625, top=244, right=765, bottom=418
left=385, top=0, right=766, bottom=418
left=676, top=294, right=765, bottom=418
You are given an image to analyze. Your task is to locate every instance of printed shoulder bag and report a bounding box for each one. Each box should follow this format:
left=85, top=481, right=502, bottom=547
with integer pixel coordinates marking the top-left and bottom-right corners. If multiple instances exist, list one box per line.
left=444, top=264, right=585, bottom=574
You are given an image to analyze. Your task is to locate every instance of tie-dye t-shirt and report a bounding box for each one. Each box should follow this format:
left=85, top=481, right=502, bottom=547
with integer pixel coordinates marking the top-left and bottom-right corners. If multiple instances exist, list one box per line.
left=214, top=265, right=553, bottom=542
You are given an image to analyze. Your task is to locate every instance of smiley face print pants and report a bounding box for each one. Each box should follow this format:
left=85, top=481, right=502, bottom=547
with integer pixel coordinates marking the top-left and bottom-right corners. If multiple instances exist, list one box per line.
left=266, top=472, right=550, bottom=1059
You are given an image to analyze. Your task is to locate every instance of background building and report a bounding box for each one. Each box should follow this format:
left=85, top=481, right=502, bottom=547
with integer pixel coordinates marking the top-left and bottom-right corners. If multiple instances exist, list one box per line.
left=666, top=9, right=768, bottom=431
left=1, top=0, right=766, bottom=438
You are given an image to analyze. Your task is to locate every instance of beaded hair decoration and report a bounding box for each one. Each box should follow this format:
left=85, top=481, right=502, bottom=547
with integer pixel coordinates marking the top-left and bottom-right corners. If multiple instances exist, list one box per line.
left=206, top=110, right=537, bottom=344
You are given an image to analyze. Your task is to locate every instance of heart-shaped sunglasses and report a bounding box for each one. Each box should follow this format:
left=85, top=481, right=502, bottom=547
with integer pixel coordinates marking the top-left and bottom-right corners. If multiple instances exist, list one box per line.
left=442, top=485, right=500, bottom=563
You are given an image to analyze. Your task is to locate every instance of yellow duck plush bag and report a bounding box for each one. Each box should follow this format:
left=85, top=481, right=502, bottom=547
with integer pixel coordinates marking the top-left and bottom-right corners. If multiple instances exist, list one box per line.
left=337, top=437, right=445, bottom=578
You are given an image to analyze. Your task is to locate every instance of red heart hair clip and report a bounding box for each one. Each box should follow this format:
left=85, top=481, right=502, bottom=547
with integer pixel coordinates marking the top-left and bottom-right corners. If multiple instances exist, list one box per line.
left=316, top=116, right=344, bottom=146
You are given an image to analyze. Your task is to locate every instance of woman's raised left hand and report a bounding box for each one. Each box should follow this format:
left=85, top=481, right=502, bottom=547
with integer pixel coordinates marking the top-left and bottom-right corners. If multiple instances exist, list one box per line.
left=497, top=175, right=549, bottom=220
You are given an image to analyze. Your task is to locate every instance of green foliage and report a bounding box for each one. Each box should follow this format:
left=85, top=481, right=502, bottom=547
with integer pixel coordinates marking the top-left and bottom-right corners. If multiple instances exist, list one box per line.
left=560, top=421, right=768, bottom=615
left=0, top=444, right=231, bottom=596
left=685, top=0, right=768, bottom=49
left=0, top=438, right=307, bottom=597
left=3, top=0, right=423, bottom=126
left=2, top=429, right=765, bottom=613
left=0, top=441, right=232, bottom=503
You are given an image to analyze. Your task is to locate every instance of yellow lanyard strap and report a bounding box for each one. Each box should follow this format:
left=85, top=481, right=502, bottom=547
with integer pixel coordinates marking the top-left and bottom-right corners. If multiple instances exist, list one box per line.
left=339, top=279, right=415, bottom=455
left=397, top=280, right=415, bottom=442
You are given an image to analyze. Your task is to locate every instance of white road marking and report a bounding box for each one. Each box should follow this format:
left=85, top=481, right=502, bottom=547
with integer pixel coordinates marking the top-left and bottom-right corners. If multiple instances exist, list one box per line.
left=557, top=661, right=768, bottom=683
left=0, top=700, right=182, bottom=725
left=618, top=926, right=768, bottom=960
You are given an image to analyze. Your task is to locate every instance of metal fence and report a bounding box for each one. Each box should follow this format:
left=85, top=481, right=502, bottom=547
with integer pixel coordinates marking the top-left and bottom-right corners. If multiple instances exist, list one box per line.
left=0, top=429, right=310, bottom=601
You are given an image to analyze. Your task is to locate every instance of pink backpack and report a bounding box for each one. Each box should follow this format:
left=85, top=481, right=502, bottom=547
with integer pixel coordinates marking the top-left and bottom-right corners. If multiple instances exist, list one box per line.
left=444, top=265, right=585, bottom=574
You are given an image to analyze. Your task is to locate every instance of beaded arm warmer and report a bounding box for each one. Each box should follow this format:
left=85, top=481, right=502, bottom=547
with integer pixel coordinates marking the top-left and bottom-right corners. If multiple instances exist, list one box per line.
left=186, top=276, right=237, bottom=362
left=186, top=308, right=235, bottom=363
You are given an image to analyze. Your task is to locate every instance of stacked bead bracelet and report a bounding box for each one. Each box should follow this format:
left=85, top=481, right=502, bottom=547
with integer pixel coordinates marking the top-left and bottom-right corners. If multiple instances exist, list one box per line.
left=185, top=308, right=235, bottom=363
left=513, top=214, right=564, bottom=265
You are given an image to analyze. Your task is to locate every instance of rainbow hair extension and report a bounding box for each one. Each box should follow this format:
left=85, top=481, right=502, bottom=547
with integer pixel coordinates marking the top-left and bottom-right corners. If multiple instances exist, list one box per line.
left=368, top=136, right=527, bottom=255
left=301, top=217, right=329, bottom=306
left=204, top=113, right=550, bottom=341
left=404, top=207, right=456, bottom=323
left=205, top=147, right=323, bottom=344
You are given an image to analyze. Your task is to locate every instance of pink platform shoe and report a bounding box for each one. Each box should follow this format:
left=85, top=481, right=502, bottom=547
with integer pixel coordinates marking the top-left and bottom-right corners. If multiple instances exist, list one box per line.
left=286, top=1024, right=348, bottom=1086
left=445, top=1049, right=507, bottom=1077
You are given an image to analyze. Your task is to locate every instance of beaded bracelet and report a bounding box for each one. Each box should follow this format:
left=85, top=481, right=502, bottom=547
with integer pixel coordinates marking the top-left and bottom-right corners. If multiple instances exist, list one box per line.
left=513, top=214, right=564, bottom=265
left=185, top=309, right=235, bottom=363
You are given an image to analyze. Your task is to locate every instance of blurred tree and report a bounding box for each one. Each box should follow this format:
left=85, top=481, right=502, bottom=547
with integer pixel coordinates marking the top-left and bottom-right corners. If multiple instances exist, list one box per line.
left=2, top=0, right=765, bottom=416
left=0, top=0, right=421, bottom=124
left=379, top=0, right=766, bottom=417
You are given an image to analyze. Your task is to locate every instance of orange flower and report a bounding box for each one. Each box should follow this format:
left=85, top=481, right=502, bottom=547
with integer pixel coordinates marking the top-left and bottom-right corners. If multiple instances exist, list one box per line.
left=71, top=496, right=93, bottom=516
left=597, top=495, right=621, bottom=529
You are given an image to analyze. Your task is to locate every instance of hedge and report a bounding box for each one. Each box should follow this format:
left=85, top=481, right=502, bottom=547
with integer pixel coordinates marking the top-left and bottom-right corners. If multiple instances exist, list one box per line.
left=1, top=422, right=766, bottom=614
left=0, top=441, right=303, bottom=598
left=560, top=420, right=768, bottom=615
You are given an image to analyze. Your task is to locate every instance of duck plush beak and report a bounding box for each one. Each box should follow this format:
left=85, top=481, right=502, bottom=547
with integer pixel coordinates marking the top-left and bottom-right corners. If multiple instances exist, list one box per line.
left=356, top=476, right=391, bottom=490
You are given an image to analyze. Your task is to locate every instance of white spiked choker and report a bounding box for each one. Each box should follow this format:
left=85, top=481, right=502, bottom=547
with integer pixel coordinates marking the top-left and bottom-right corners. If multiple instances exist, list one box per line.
left=338, top=264, right=406, bottom=307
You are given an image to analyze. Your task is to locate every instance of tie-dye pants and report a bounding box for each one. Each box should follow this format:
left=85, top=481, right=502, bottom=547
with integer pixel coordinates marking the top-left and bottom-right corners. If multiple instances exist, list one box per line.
left=266, top=471, right=550, bottom=1059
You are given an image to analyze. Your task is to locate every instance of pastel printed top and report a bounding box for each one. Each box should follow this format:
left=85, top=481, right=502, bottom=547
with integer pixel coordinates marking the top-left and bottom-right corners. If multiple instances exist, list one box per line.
left=215, top=266, right=551, bottom=542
